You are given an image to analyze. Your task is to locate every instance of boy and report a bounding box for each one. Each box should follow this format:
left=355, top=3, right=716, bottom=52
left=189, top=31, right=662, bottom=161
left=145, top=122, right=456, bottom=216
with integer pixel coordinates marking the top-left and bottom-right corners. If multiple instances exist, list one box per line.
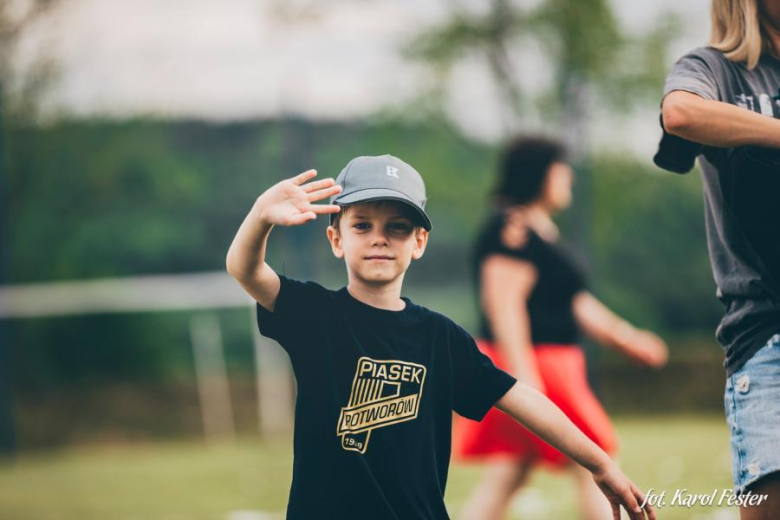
left=226, top=155, right=654, bottom=520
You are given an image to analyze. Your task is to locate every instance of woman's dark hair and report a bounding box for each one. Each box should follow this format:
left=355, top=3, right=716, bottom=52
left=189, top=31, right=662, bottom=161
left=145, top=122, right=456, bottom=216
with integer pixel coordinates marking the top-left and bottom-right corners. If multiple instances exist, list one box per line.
left=493, top=136, right=567, bottom=206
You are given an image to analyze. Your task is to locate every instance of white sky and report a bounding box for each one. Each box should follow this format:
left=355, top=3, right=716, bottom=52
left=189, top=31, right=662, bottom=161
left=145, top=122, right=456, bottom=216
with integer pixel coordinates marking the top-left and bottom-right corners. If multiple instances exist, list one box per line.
left=12, top=0, right=711, bottom=157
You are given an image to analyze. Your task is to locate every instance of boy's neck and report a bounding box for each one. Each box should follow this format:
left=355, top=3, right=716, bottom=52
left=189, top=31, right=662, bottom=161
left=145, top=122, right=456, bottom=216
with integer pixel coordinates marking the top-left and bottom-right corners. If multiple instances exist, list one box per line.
left=346, top=277, right=406, bottom=311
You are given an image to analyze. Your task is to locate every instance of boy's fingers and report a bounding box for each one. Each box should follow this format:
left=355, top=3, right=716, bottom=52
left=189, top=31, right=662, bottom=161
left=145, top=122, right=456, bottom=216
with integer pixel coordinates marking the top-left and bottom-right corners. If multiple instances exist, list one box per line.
left=291, top=169, right=317, bottom=185
left=310, top=204, right=341, bottom=215
left=638, top=490, right=656, bottom=520
left=308, top=185, right=342, bottom=202
left=631, top=485, right=653, bottom=520
left=619, top=488, right=641, bottom=520
left=287, top=211, right=317, bottom=225
left=302, top=178, right=335, bottom=193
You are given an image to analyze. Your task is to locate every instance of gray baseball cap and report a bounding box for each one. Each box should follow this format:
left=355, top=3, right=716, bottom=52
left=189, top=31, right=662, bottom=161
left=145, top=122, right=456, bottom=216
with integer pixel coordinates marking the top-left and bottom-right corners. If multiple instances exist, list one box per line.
left=330, top=154, right=432, bottom=230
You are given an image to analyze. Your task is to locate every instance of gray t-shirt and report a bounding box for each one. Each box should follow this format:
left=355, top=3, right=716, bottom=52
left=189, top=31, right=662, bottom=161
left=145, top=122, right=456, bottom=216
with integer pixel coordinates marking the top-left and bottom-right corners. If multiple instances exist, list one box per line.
left=659, top=47, right=780, bottom=376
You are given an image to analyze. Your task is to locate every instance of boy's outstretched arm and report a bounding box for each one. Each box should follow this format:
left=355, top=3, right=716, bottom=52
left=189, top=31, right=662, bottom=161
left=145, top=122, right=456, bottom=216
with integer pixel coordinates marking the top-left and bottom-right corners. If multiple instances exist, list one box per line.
left=495, top=383, right=655, bottom=520
left=226, top=170, right=341, bottom=311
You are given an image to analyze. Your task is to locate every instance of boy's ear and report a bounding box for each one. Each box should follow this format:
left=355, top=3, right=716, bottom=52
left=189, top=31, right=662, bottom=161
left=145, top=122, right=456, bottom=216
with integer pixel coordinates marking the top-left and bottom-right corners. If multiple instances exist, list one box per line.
left=411, top=228, right=429, bottom=260
left=327, top=225, right=344, bottom=259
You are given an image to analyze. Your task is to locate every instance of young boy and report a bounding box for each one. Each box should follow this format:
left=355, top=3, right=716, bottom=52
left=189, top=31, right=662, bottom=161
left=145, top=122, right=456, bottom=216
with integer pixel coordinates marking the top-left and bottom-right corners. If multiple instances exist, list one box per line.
left=226, top=155, right=654, bottom=520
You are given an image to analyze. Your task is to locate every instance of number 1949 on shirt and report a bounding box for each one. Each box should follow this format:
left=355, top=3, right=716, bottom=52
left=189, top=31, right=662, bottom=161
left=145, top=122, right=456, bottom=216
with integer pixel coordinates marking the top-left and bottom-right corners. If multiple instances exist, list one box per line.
left=337, top=357, right=427, bottom=454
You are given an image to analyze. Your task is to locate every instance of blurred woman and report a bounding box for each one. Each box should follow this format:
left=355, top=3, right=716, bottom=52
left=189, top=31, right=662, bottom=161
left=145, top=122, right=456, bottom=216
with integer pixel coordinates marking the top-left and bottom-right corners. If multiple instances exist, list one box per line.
left=456, top=137, right=668, bottom=520
left=655, top=1, right=780, bottom=517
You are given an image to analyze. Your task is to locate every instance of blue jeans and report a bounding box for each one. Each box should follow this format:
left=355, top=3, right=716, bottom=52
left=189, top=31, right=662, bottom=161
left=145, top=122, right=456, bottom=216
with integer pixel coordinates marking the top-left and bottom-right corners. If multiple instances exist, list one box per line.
left=725, top=333, right=780, bottom=493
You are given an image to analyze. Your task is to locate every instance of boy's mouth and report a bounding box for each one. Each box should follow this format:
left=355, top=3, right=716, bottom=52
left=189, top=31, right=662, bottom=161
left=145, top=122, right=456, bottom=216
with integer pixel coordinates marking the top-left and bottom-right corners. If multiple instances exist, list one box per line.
left=365, top=255, right=394, bottom=260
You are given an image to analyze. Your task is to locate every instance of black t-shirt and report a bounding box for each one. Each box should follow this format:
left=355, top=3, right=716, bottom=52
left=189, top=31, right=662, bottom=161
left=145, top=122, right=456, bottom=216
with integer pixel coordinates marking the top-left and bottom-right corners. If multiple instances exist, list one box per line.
left=473, top=212, right=587, bottom=345
left=655, top=47, right=780, bottom=375
left=256, top=275, right=516, bottom=520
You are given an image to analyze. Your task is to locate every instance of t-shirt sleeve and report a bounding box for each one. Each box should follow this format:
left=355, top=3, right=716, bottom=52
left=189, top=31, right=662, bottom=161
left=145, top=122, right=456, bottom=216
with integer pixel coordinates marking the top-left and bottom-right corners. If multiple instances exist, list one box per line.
left=255, top=275, right=329, bottom=354
left=475, top=213, right=536, bottom=264
left=655, top=48, right=723, bottom=173
left=450, top=325, right=516, bottom=421
left=663, top=48, right=721, bottom=101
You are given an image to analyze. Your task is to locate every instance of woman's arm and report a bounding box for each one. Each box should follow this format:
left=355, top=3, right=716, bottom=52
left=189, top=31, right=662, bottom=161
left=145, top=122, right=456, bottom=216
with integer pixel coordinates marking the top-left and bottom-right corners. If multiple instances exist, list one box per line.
left=662, top=90, right=780, bottom=149
left=496, top=383, right=655, bottom=520
left=572, top=292, right=667, bottom=367
left=480, top=254, right=543, bottom=389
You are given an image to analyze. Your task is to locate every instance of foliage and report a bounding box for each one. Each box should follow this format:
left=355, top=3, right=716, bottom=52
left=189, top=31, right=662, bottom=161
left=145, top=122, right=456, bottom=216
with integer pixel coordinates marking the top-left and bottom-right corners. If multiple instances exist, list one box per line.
left=5, top=119, right=720, bottom=388
left=586, top=153, right=722, bottom=333
left=405, top=0, right=681, bottom=129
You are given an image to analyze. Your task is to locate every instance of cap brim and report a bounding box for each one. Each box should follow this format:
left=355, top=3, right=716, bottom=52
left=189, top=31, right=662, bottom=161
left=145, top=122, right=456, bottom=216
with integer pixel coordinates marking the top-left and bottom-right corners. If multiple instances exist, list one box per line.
left=332, top=188, right=432, bottom=231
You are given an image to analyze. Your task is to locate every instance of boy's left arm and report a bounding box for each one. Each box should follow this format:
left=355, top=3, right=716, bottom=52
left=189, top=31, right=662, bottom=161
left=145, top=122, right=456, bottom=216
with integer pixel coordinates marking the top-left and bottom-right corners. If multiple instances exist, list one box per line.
left=495, top=383, right=655, bottom=520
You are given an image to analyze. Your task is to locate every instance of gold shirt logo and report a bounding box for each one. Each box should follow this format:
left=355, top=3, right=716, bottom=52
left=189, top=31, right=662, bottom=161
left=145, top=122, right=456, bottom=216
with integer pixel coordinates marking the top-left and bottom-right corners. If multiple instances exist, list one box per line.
left=337, top=357, right=427, bottom=454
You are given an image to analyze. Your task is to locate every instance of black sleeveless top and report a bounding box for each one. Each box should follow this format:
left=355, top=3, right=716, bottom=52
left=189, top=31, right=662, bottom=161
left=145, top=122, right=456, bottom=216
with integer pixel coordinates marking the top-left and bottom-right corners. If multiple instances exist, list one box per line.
left=473, top=212, right=587, bottom=345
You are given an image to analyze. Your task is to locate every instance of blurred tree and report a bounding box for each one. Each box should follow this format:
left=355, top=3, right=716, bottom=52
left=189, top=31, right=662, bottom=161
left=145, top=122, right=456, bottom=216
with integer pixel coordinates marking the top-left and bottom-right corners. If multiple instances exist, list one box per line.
left=1, top=0, right=61, bottom=455
left=589, top=153, right=720, bottom=334
left=405, top=0, right=680, bottom=254
left=406, top=0, right=678, bottom=139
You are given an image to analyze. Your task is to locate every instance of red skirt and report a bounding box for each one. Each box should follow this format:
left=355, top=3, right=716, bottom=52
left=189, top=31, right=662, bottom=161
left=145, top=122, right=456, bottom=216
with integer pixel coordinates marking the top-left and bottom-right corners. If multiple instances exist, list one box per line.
left=454, top=340, right=618, bottom=469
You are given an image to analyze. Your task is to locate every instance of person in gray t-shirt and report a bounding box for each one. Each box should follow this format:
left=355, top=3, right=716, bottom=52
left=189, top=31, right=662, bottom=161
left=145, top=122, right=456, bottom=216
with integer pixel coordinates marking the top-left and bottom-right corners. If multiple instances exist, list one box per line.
left=655, top=0, right=780, bottom=513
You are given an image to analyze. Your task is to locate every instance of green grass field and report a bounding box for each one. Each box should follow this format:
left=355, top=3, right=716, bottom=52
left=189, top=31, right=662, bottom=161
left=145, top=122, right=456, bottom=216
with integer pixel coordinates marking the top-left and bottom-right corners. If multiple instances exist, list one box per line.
left=0, top=415, right=739, bottom=520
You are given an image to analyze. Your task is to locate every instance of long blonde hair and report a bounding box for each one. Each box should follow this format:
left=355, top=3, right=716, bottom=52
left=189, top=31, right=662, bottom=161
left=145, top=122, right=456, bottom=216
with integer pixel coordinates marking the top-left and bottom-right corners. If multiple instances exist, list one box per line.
left=710, top=0, right=773, bottom=69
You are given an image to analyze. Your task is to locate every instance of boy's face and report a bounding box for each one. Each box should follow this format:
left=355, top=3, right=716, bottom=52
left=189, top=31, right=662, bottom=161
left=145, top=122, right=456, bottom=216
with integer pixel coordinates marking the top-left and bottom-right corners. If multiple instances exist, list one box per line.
left=327, top=201, right=428, bottom=287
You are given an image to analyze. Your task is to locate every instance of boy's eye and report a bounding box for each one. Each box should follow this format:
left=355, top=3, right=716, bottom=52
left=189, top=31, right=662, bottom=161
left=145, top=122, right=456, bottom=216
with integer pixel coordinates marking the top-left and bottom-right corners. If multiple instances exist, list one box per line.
left=388, top=222, right=413, bottom=232
left=354, top=222, right=371, bottom=230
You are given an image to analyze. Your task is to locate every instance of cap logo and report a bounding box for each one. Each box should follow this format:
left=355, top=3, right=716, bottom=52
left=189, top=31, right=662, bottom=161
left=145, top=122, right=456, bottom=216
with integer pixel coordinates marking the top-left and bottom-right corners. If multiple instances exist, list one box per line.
left=386, top=165, right=400, bottom=178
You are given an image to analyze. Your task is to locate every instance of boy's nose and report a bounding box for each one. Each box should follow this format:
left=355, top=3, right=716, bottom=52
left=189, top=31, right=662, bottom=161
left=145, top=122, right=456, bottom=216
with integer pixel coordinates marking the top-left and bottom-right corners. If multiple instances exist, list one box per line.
left=370, top=230, right=390, bottom=245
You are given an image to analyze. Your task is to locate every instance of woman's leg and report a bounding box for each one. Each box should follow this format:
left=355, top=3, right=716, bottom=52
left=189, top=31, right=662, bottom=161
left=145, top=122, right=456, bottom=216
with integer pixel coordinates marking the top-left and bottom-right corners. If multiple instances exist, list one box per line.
left=740, top=471, right=780, bottom=520
left=535, top=346, right=617, bottom=519
left=725, top=334, right=780, bottom=520
left=458, top=458, right=534, bottom=520
left=570, top=462, right=613, bottom=520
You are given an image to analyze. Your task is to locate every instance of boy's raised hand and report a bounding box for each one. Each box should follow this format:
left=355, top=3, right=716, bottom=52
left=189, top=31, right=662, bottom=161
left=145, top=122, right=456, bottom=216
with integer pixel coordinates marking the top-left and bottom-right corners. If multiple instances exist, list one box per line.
left=258, top=170, right=342, bottom=226
left=592, top=463, right=656, bottom=520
